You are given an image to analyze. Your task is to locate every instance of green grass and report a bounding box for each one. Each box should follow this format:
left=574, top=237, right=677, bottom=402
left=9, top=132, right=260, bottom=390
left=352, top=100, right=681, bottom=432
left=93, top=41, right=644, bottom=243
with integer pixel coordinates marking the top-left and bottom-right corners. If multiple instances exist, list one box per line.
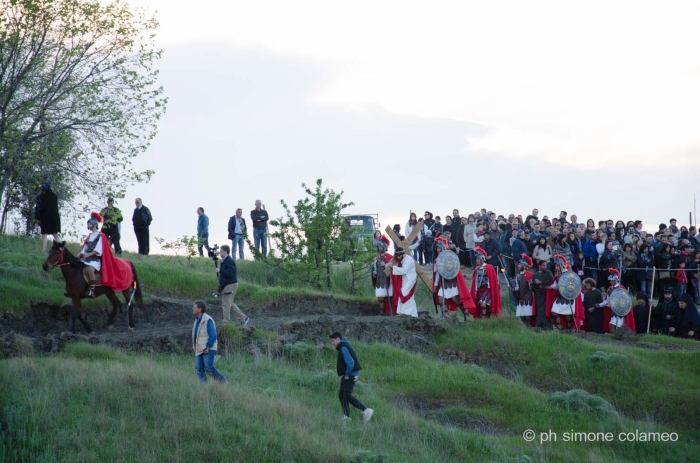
left=431, top=316, right=700, bottom=430
left=1, top=342, right=698, bottom=463
left=0, top=234, right=374, bottom=313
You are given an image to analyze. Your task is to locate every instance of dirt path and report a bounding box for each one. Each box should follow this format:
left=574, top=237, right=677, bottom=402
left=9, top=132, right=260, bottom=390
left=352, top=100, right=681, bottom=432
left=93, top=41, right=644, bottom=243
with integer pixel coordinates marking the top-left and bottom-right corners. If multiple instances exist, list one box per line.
left=0, top=295, right=447, bottom=356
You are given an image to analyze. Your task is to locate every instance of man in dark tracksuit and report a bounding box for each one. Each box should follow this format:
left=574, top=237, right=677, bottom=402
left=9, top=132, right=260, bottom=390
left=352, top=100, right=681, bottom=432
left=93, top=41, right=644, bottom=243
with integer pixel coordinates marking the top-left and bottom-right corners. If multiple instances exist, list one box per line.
left=330, top=332, right=374, bottom=423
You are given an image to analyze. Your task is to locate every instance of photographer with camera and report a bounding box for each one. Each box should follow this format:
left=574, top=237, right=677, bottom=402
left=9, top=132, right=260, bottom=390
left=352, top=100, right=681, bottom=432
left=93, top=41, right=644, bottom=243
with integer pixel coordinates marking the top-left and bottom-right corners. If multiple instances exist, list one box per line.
left=215, top=245, right=250, bottom=326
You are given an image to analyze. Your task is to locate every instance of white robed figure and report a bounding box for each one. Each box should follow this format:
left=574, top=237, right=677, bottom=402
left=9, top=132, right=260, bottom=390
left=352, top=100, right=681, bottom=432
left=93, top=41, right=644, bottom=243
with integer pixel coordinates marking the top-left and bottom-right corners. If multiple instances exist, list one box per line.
left=389, top=248, right=418, bottom=318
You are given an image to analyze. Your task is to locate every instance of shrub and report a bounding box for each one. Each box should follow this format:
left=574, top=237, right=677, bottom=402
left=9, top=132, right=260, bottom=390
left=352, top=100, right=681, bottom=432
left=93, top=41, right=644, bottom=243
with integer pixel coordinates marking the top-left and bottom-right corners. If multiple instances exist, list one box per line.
left=284, top=341, right=320, bottom=362
left=350, top=450, right=389, bottom=463
left=63, top=342, right=128, bottom=362
left=586, top=351, right=628, bottom=363
left=548, top=389, right=619, bottom=418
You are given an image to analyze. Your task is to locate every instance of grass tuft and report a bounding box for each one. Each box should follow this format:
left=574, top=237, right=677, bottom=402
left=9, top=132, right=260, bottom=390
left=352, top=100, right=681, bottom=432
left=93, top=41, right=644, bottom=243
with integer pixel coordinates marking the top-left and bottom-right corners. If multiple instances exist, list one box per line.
left=63, top=342, right=129, bottom=362
left=548, top=389, right=620, bottom=418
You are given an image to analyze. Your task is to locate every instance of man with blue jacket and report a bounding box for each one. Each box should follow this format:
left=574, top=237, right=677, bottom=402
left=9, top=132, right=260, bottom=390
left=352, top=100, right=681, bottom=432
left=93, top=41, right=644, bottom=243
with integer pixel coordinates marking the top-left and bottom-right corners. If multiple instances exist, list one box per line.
left=196, top=207, right=211, bottom=257
left=192, top=300, right=227, bottom=383
left=330, top=332, right=374, bottom=423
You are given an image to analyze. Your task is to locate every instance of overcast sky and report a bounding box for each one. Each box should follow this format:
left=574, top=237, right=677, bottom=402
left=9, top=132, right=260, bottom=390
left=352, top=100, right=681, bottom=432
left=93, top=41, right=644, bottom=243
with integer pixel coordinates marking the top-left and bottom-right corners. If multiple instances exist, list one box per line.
left=110, top=0, right=700, bottom=255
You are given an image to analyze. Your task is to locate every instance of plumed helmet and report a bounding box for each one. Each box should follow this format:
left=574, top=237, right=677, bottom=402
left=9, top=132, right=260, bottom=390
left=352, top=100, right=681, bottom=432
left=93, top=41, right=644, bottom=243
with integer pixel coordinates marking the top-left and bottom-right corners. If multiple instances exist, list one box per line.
left=607, top=268, right=620, bottom=280
left=87, top=211, right=103, bottom=226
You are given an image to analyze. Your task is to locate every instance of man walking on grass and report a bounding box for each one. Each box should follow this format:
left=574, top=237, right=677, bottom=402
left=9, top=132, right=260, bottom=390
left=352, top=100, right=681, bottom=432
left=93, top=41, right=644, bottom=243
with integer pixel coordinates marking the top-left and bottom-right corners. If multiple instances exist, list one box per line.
left=215, top=245, right=250, bottom=326
left=330, top=332, right=374, bottom=423
left=192, top=300, right=228, bottom=384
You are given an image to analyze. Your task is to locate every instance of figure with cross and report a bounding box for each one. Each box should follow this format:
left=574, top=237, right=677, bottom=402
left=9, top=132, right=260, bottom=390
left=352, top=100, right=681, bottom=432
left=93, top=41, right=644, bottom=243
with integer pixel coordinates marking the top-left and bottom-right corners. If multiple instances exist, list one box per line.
left=383, top=225, right=434, bottom=317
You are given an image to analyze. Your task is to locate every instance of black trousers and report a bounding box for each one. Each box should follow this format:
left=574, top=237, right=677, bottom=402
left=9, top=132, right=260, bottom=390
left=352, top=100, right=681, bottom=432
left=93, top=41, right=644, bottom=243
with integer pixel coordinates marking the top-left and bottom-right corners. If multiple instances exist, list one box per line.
left=134, top=227, right=150, bottom=255
left=106, top=231, right=122, bottom=254
left=339, top=376, right=365, bottom=417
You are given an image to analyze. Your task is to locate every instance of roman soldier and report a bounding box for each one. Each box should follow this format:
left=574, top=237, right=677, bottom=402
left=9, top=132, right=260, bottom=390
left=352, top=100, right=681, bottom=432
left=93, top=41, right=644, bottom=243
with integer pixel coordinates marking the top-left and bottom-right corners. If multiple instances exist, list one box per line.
left=531, top=259, right=554, bottom=329
left=469, top=248, right=502, bottom=318
left=371, top=241, right=395, bottom=315
left=598, top=268, right=636, bottom=332
left=433, top=238, right=475, bottom=321
left=549, top=255, right=585, bottom=330
left=76, top=212, right=133, bottom=298
left=513, top=253, right=534, bottom=326
left=388, top=247, right=418, bottom=318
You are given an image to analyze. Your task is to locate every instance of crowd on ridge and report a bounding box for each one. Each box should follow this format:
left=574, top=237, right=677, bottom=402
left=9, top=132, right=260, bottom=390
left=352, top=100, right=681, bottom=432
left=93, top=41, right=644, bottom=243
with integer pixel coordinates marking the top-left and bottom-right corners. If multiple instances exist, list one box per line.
left=370, top=208, right=700, bottom=340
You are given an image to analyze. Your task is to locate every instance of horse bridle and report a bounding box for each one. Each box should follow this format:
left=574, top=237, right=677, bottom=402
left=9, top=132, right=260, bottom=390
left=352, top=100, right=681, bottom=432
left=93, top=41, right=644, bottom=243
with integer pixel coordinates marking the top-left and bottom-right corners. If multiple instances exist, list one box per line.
left=46, top=247, right=70, bottom=272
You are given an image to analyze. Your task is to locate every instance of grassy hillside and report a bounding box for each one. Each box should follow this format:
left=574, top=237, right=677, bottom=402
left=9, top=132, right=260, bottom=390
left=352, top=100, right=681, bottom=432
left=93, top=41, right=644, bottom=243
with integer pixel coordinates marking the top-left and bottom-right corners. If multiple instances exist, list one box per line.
left=1, top=338, right=698, bottom=463
left=0, top=234, right=380, bottom=313
left=2, top=235, right=699, bottom=462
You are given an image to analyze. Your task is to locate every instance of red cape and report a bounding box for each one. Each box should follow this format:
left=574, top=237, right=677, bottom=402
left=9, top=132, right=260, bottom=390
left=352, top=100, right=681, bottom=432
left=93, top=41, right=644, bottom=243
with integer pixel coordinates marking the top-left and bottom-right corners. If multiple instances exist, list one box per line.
left=433, top=268, right=476, bottom=312
left=379, top=253, right=397, bottom=315
left=85, top=232, right=133, bottom=292
left=549, top=274, right=586, bottom=330
left=602, top=284, right=636, bottom=332
left=469, top=264, right=502, bottom=317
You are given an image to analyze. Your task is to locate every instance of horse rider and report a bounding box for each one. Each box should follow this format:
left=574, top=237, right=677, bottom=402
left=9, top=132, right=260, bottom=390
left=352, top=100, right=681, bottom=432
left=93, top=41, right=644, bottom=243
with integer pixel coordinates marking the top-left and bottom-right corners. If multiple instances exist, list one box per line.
left=76, top=212, right=104, bottom=298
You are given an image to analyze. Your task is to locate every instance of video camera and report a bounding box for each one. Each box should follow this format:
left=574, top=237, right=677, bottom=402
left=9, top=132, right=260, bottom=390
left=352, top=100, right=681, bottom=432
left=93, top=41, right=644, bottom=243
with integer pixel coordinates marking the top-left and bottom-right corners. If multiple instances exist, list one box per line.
left=208, top=244, right=220, bottom=261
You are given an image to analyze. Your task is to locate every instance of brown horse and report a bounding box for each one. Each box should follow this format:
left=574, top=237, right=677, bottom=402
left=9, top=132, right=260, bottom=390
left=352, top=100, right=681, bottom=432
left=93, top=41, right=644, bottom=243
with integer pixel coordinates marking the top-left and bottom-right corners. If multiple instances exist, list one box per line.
left=42, top=241, right=143, bottom=333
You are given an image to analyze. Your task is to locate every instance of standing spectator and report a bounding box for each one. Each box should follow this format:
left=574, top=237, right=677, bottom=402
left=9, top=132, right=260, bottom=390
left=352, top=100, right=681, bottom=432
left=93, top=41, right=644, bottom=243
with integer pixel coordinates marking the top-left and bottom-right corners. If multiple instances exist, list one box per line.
left=330, top=332, right=374, bottom=422
left=196, top=207, right=210, bottom=257
left=227, top=208, right=247, bottom=259
left=215, top=245, right=249, bottom=326
left=689, top=226, right=700, bottom=249
left=511, top=230, right=528, bottom=262
left=191, top=300, right=228, bottom=384
left=656, top=243, right=675, bottom=296
left=444, top=216, right=453, bottom=235
left=455, top=217, right=468, bottom=266
left=423, top=211, right=435, bottom=231
left=482, top=230, right=501, bottom=269
left=637, top=244, right=654, bottom=298
left=573, top=251, right=585, bottom=278
left=533, top=236, right=553, bottom=267
left=451, top=209, right=461, bottom=236
left=621, top=243, right=637, bottom=291
left=250, top=200, right=269, bottom=256
left=431, top=216, right=443, bottom=234
left=676, top=260, right=688, bottom=296
left=554, top=234, right=572, bottom=264
left=100, top=197, right=123, bottom=255
left=423, top=230, right=435, bottom=265
left=405, top=212, right=423, bottom=263
left=35, top=183, right=61, bottom=253
left=599, top=241, right=618, bottom=290
left=687, top=251, right=700, bottom=301
left=463, top=214, right=477, bottom=267
left=132, top=198, right=152, bottom=255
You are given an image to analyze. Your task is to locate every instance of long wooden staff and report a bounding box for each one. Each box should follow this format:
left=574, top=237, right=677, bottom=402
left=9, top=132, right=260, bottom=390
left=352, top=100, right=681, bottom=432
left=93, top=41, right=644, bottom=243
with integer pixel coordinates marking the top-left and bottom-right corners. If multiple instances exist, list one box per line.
left=647, top=267, right=656, bottom=334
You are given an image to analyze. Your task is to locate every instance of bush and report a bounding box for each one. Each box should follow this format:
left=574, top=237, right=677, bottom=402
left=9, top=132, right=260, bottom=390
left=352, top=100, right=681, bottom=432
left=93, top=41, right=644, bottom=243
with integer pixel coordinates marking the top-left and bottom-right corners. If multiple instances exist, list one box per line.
left=548, top=389, right=619, bottom=418
left=586, top=351, right=628, bottom=363
left=219, top=324, right=244, bottom=351
left=284, top=341, right=320, bottom=362
left=0, top=333, right=34, bottom=358
left=63, top=342, right=128, bottom=362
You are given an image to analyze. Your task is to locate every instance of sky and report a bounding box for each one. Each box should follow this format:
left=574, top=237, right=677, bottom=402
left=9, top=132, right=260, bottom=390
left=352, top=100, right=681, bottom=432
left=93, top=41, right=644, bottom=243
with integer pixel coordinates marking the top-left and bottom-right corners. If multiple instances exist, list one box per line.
left=109, top=0, right=700, bottom=255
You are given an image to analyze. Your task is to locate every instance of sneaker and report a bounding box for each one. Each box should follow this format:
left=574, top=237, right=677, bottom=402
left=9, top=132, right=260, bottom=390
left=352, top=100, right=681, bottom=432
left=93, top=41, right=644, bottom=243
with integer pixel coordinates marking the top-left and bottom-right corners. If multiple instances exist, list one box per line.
left=341, top=416, right=352, bottom=422
left=362, top=408, right=374, bottom=423
left=240, top=316, right=250, bottom=327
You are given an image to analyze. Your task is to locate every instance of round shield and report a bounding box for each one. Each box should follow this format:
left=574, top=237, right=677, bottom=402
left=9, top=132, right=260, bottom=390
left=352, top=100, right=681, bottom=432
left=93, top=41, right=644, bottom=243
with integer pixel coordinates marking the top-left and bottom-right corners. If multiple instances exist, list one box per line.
left=609, top=288, right=632, bottom=317
left=558, top=271, right=582, bottom=301
left=436, top=250, right=460, bottom=280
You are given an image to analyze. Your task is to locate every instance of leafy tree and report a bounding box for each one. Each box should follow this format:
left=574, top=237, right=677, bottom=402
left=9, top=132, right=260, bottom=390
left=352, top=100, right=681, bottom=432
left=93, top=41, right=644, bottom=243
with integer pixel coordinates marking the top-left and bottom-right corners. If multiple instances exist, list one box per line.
left=155, top=235, right=199, bottom=267
left=251, top=179, right=374, bottom=292
left=0, top=0, right=167, bottom=230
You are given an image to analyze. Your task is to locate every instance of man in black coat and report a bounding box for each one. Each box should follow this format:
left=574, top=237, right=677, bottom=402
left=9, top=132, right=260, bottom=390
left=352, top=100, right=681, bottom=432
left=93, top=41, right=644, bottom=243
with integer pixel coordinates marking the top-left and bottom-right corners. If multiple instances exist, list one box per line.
left=482, top=230, right=501, bottom=269
left=35, top=183, right=61, bottom=253
left=215, top=245, right=249, bottom=326
left=330, top=332, right=373, bottom=423
left=132, top=198, right=152, bottom=255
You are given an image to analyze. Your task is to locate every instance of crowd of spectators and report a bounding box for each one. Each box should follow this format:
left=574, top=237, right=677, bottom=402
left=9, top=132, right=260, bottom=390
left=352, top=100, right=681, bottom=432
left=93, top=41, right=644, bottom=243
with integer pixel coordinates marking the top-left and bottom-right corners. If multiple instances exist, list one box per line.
left=380, top=208, right=699, bottom=301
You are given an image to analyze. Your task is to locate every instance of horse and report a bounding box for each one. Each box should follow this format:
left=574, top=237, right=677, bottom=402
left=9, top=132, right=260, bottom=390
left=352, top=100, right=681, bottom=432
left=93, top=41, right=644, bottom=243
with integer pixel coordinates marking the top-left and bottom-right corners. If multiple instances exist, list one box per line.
left=42, top=241, right=143, bottom=333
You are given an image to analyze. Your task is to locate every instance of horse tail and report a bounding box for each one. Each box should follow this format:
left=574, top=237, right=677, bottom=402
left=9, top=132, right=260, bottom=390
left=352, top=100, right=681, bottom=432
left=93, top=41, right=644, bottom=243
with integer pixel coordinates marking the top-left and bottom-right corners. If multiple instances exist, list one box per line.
left=130, top=261, right=144, bottom=306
